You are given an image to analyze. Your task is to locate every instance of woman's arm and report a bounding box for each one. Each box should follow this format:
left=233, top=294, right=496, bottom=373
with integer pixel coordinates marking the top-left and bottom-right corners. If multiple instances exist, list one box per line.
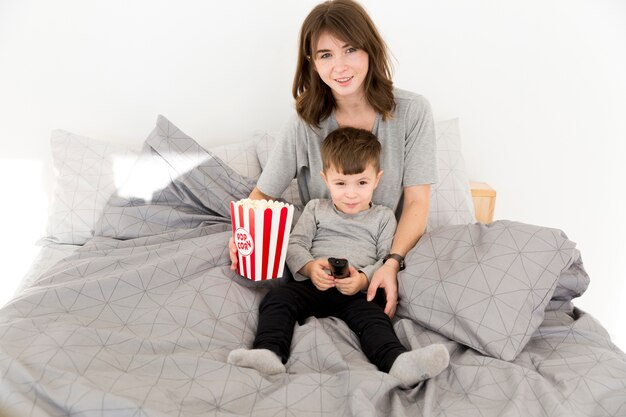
left=388, top=184, right=430, bottom=259
left=249, top=187, right=275, bottom=201
left=230, top=117, right=304, bottom=270
left=367, top=184, right=431, bottom=318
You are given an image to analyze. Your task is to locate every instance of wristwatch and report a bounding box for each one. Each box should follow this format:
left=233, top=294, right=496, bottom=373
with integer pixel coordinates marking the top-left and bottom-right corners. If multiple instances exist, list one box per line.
left=383, top=253, right=405, bottom=271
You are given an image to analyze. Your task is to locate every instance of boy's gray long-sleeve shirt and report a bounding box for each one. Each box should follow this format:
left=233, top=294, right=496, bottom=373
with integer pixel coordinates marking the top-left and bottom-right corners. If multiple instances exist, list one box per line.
left=286, top=199, right=397, bottom=281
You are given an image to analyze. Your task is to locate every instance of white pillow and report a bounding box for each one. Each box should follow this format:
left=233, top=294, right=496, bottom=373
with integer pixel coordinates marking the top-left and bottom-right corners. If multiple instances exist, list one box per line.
left=254, top=118, right=476, bottom=227
left=210, top=140, right=262, bottom=180
left=45, top=130, right=138, bottom=245
left=427, top=118, right=476, bottom=229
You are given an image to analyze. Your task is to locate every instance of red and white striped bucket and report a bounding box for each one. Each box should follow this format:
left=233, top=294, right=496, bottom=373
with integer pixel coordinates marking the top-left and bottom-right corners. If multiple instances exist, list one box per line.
left=230, top=199, right=294, bottom=280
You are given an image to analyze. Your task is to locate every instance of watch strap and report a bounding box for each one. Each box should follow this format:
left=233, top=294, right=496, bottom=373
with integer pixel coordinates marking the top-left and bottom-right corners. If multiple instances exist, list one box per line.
left=383, top=253, right=405, bottom=271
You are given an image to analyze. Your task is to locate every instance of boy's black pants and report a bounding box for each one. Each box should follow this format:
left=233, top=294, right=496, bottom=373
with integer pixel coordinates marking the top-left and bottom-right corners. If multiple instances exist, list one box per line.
left=253, top=279, right=406, bottom=373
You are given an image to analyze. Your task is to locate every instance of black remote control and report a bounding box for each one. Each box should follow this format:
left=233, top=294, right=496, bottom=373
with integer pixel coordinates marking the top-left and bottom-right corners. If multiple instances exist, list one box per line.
left=328, top=257, right=349, bottom=278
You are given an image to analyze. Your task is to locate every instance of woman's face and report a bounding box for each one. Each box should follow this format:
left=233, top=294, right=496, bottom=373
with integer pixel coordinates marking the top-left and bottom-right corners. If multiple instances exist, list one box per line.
left=312, top=32, right=369, bottom=101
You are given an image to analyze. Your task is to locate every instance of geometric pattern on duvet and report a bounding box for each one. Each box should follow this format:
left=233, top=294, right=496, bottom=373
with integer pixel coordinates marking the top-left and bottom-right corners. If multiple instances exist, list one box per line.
left=0, top=225, right=625, bottom=416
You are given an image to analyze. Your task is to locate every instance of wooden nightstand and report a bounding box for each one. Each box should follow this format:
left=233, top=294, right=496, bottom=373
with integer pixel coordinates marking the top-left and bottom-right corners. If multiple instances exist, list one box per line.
left=469, top=182, right=496, bottom=224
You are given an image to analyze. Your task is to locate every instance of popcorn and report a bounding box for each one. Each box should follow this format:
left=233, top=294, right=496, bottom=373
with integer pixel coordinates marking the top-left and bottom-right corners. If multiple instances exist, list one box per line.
left=230, top=199, right=295, bottom=280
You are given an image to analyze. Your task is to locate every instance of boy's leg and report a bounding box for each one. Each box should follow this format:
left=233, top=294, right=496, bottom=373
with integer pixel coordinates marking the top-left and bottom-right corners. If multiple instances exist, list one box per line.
left=228, top=280, right=324, bottom=374
left=334, top=289, right=406, bottom=373
left=389, top=344, right=450, bottom=385
left=227, top=348, right=286, bottom=375
left=252, top=279, right=324, bottom=363
left=335, top=289, right=450, bottom=385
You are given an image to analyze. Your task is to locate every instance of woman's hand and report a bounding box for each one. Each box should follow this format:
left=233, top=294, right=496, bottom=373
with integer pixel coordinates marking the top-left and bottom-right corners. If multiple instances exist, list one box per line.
left=229, top=187, right=276, bottom=271
left=367, top=262, right=400, bottom=318
left=335, top=267, right=369, bottom=296
left=229, top=236, right=239, bottom=271
left=301, top=259, right=335, bottom=291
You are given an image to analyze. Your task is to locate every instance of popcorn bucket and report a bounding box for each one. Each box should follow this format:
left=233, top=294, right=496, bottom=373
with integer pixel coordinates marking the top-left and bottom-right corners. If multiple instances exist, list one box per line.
left=230, top=199, right=294, bottom=280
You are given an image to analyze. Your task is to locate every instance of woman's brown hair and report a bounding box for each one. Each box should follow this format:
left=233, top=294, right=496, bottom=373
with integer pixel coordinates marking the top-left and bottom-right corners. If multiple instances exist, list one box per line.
left=293, top=0, right=395, bottom=127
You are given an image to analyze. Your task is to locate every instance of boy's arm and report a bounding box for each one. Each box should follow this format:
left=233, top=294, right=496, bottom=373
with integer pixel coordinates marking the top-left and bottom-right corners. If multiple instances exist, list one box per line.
left=286, top=200, right=318, bottom=279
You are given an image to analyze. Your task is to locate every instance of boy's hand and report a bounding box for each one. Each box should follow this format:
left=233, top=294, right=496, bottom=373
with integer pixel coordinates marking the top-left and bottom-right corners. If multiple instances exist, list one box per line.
left=301, top=259, right=335, bottom=291
left=335, top=267, right=369, bottom=296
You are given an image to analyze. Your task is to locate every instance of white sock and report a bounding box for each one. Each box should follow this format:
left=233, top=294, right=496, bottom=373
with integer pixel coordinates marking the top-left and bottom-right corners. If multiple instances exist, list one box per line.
left=389, top=344, right=450, bottom=385
left=227, top=348, right=286, bottom=375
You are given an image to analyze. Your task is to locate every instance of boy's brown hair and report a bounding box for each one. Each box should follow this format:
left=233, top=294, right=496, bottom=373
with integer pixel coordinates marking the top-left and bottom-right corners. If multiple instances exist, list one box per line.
left=293, top=0, right=395, bottom=128
left=321, top=127, right=381, bottom=175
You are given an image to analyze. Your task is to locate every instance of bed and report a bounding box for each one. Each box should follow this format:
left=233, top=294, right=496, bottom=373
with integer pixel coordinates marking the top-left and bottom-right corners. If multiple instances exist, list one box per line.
left=1, top=115, right=624, bottom=417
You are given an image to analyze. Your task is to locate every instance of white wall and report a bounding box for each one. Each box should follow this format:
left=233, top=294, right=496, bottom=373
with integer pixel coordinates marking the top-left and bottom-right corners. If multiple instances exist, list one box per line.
left=1, top=0, right=624, bottom=350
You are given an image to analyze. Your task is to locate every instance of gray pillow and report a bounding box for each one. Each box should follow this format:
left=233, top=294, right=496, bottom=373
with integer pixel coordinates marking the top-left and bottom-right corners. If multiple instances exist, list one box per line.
left=44, top=124, right=262, bottom=245
left=95, top=115, right=256, bottom=239
left=397, top=220, right=585, bottom=361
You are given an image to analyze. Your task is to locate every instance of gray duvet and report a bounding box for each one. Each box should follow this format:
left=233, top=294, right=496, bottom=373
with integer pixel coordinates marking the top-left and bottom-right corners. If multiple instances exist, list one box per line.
left=1, top=120, right=624, bottom=416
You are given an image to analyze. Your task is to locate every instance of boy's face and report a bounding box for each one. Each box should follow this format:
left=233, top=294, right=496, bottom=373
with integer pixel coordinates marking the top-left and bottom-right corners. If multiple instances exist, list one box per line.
left=321, top=163, right=382, bottom=214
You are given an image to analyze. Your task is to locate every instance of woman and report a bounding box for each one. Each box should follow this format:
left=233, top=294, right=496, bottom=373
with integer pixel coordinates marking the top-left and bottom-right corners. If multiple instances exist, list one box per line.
left=230, top=0, right=438, bottom=319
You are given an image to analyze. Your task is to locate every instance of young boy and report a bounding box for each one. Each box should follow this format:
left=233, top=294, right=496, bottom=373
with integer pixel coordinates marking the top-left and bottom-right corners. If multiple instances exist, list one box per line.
left=228, top=127, right=449, bottom=385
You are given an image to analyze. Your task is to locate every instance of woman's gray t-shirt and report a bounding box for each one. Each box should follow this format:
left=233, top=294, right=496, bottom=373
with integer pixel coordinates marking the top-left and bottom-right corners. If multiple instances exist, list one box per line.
left=256, top=88, right=438, bottom=213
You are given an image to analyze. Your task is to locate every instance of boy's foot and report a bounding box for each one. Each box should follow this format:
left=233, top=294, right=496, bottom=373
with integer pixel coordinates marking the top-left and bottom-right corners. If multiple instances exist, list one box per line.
left=227, top=348, right=286, bottom=375
left=389, top=344, right=450, bottom=385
